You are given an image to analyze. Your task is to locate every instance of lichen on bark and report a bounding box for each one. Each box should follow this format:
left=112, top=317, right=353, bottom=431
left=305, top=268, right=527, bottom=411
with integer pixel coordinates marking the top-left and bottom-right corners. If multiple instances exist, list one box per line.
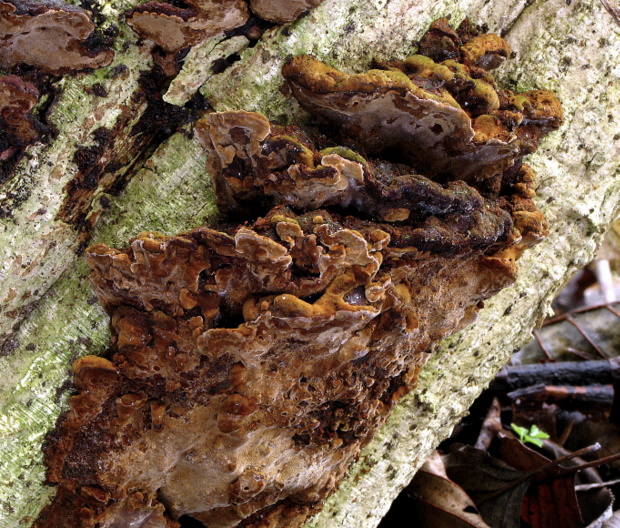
left=0, top=2, right=151, bottom=349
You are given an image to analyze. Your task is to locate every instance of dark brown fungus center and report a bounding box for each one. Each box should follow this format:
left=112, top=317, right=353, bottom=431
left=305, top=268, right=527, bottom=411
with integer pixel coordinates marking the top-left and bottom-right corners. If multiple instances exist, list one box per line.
left=0, top=74, right=40, bottom=160
left=35, top=19, right=562, bottom=528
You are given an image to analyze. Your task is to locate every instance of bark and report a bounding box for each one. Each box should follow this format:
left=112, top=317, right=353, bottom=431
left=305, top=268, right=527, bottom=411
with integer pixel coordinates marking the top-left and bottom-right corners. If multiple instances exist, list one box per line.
left=0, top=0, right=619, bottom=526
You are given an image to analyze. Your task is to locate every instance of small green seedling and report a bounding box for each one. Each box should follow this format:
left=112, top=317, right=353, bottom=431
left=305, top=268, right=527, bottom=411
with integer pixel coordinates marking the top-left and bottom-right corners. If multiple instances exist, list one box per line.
left=511, top=423, right=550, bottom=448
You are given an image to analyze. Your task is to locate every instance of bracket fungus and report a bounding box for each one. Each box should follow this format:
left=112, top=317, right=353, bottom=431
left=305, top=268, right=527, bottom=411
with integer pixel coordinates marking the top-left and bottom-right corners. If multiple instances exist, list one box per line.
left=126, top=0, right=326, bottom=52
left=248, top=0, right=325, bottom=24
left=126, top=0, right=250, bottom=52
left=0, top=0, right=113, bottom=74
left=282, top=19, right=562, bottom=193
left=36, top=20, right=562, bottom=528
left=0, top=74, right=39, bottom=160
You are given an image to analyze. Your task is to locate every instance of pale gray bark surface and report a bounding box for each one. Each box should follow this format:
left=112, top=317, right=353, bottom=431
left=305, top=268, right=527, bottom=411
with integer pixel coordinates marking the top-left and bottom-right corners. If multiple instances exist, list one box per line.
left=0, top=0, right=619, bottom=526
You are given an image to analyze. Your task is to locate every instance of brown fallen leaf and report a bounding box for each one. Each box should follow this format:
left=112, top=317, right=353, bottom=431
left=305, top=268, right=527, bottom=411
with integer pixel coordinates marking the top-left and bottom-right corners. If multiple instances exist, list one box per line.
left=497, top=432, right=619, bottom=528
left=409, top=468, right=492, bottom=528
left=445, top=436, right=617, bottom=528
left=497, top=432, right=583, bottom=528
left=581, top=488, right=615, bottom=527
left=446, top=443, right=531, bottom=528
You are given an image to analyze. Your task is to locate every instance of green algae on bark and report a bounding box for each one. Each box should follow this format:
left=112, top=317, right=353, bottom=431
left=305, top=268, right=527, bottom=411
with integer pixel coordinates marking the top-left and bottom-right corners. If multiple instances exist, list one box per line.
left=0, top=20, right=152, bottom=349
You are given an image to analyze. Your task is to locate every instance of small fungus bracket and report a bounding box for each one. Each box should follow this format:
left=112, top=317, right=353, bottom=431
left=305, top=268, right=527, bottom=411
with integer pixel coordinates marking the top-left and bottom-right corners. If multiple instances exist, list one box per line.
left=126, top=0, right=250, bottom=52
left=282, top=18, right=562, bottom=193
left=249, top=0, right=324, bottom=23
left=0, top=0, right=114, bottom=74
left=126, top=0, right=327, bottom=52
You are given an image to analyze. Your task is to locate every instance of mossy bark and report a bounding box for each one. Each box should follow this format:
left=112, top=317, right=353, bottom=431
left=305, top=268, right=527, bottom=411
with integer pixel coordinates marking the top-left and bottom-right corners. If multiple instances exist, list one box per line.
left=0, top=0, right=619, bottom=526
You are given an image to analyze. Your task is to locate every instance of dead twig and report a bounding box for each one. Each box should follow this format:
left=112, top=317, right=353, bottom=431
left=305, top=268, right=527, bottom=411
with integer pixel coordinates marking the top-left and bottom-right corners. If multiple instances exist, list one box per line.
left=599, top=0, right=620, bottom=27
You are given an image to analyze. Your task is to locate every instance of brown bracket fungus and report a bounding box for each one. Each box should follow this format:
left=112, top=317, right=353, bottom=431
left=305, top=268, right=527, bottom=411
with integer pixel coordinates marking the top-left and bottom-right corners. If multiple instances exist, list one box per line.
left=126, top=0, right=250, bottom=52
left=0, top=0, right=114, bottom=74
left=282, top=18, right=562, bottom=193
left=36, top=19, right=562, bottom=528
left=126, top=0, right=327, bottom=53
left=0, top=74, right=39, bottom=160
left=248, top=0, right=325, bottom=24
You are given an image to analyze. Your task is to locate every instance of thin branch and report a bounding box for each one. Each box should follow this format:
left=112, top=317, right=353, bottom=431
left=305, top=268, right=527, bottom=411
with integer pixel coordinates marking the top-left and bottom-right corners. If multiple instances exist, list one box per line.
left=599, top=0, right=620, bottom=27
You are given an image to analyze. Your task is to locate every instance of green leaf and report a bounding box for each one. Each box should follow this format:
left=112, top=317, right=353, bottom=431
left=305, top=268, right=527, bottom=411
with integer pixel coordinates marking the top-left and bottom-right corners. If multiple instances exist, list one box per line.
left=510, top=423, right=549, bottom=447
left=527, top=436, right=544, bottom=448
left=510, top=423, right=528, bottom=442
left=528, top=425, right=550, bottom=440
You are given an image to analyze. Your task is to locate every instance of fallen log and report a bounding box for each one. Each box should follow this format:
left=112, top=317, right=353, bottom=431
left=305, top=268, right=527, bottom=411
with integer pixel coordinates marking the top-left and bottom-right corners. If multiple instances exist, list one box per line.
left=0, top=0, right=619, bottom=526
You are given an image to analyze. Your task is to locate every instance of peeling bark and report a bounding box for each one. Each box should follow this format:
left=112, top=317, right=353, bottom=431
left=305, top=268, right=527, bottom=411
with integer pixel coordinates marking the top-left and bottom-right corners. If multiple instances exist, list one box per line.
left=0, top=0, right=619, bottom=526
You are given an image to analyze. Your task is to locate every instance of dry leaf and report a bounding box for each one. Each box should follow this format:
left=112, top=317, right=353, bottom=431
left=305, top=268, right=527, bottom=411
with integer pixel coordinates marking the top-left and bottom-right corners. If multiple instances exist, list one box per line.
left=409, top=469, right=492, bottom=528
left=446, top=444, right=531, bottom=528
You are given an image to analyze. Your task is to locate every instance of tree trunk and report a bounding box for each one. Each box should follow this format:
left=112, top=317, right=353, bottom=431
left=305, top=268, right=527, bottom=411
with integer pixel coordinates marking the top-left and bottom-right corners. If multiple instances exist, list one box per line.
left=1, top=0, right=619, bottom=526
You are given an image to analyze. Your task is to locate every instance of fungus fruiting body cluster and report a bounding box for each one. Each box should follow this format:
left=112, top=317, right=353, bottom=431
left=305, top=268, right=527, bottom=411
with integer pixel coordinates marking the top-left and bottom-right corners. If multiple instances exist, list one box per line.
left=126, top=0, right=326, bottom=51
left=0, top=0, right=115, bottom=166
left=0, top=0, right=325, bottom=164
left=0, top=74, right=40, bottom=160
left=35, top=19, right=562, bottom=528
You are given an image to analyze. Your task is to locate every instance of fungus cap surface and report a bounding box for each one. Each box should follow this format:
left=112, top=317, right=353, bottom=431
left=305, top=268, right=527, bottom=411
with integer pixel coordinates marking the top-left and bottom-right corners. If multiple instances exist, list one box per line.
left=282, top=23, right=562, bottom=192
left=126, top=0, right=249, bottom=52
left=249, top=0, right=324, bottom=23
left=0, top=0, right=113, bottom=73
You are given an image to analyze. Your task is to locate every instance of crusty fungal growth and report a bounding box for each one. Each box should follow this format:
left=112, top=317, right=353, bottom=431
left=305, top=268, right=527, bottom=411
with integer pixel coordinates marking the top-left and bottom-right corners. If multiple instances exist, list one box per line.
left=194, top=111, right=529, bottom=254
left=36, top=20, right=561, bottom=528
left=126, top=0, right=326, bottom=52
left=282, top=18, right=562, bottom=193
left=417, top=18, right=511, bottom=69
left=0, top=74, right=39, bottom=160
left=37, top=212, right=520, bottom=528
left=195, top=110, right=548, bottom=260
left=126, top=0, right=249, bottom=52
left=0, top=0, right=113, bottom=74
left=249, top=0, right=325, bottom=23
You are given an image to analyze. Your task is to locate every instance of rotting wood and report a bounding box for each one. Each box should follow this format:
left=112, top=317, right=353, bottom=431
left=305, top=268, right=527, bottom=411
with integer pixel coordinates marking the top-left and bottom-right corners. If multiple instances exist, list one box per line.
left=507, top=384, right=615, bottom=408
